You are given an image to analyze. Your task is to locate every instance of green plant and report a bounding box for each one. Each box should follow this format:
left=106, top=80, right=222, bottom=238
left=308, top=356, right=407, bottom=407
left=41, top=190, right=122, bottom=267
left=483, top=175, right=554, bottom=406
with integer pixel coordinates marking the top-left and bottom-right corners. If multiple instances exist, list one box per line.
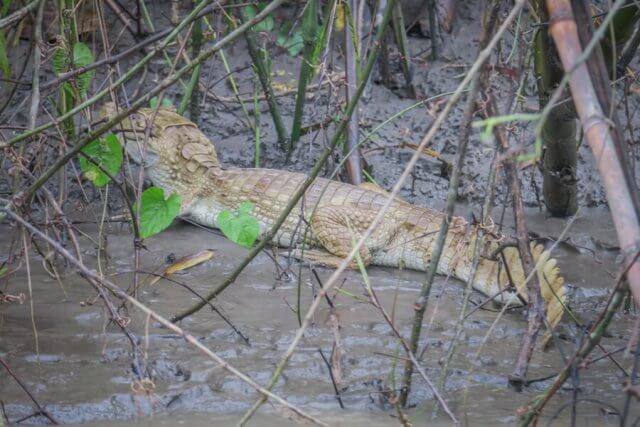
left=217, top=202, right=260, bottom=248
left=276, top=23, right=304, bottom=56
left=0, top=0, right=12, bottom=78
left=242, top=3, right=275, bottom=33
left=149, top=96, right=174, bottom=108
left=136, top=187, right=182, bottom=238
left=79, top=133, right=123, bottom=187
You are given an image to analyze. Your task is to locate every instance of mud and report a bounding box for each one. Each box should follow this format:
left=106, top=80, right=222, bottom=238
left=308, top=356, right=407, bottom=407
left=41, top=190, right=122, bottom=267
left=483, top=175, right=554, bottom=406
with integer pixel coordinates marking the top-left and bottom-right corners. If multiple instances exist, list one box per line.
left=1, top=207, right=638, bottom=425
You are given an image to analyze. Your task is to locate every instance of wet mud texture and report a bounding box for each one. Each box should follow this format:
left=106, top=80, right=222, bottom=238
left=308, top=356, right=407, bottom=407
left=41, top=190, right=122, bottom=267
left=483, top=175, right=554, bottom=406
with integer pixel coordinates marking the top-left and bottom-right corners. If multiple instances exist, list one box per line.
left=1, top=208, right=638, bottom=425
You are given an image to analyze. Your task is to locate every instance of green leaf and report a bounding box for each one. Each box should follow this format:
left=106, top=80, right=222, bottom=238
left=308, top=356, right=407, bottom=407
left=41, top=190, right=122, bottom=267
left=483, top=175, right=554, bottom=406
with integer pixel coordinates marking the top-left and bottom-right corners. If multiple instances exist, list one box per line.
left=53, top=46, right=69, bottom=75
left=79, top=133, right=123, bottom=187
left=301, top=0, right=319, bottom=43
left=149, top=96, right=174, bottom=108
left=217, top=202, right=260, bottom=248
left=242, top=4, right=274, bottom=32
left=0, top=31, right=9, bottom=78
left=73, top=42, right=94, bottom=97
left=1, top=0, right=11, bottom=17
left=277, top=25, right=304, bottom=57
left=0, top=263, right=7, bottom=278
left=137, top=187, right=182, bottom=239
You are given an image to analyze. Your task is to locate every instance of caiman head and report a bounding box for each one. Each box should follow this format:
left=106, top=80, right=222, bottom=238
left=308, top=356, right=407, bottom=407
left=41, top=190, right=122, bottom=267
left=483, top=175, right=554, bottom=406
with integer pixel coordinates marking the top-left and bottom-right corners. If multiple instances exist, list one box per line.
left=100, top=102, right=221, bottom=208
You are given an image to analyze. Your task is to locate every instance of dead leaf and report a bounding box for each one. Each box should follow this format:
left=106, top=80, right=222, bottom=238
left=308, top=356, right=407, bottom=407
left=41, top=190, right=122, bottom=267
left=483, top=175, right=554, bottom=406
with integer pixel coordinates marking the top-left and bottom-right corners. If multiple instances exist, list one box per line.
left=327, top=308, right=343, bottom=387
left=437, top=0, right=456, bottom=33
left=403, top=142, right=452, bottom=169
left=149, top=249, right=215, bottom=286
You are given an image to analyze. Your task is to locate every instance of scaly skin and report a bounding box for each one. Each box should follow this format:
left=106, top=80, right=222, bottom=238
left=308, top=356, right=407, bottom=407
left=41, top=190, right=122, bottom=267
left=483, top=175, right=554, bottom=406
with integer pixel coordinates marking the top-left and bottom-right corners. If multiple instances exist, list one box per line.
left=103, top=104, right=566, bottom=344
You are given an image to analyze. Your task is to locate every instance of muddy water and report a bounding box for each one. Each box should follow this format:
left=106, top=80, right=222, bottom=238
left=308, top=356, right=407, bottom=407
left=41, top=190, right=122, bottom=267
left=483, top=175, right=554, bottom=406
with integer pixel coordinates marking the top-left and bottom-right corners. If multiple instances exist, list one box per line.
left=0, top=208, right=637, bottom=426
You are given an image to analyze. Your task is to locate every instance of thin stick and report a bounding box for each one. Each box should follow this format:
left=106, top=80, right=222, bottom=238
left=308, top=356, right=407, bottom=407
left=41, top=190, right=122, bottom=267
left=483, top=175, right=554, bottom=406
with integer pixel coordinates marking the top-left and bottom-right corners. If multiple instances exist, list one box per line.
left=0, top=0, right=39, bottom=30
left=240, top=6, right=288, bottom=149
left=343, top=0, right=362, bottom=185
left=0, top=357, right=58, bottom=425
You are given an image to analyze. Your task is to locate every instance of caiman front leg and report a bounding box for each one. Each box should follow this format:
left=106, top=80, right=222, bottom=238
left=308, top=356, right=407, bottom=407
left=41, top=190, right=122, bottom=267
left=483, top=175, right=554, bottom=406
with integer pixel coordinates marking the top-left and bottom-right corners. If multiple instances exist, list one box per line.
left=304, top=206, right=389, bottom=269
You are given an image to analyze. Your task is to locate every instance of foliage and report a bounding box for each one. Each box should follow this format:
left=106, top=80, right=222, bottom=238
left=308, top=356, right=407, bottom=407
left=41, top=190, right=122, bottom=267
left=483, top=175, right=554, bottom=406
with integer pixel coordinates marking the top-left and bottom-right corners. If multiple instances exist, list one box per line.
left=0, top=31, right=9, bottom=78
left=242, top=3, right=275, bottom=32
left=53, top=41, right=95, bottom=98
left=72, top=42, right=94, bottom=97
left=276, top=23, right=304, bottom=56
left=217, top=202, right=260, bottom=248
left=79, top=133, right=123, bottom=187
left=136, top=187, right=182, bottom=239
left=149, top=96, right=175, bottom=108
left=0, top=1, right=10, bottom=78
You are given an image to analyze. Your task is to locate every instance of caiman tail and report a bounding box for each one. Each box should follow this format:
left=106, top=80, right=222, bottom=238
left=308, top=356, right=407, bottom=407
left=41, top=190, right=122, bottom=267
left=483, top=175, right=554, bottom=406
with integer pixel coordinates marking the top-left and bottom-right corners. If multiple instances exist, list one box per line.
left=466, top=235, right=566, bottom=347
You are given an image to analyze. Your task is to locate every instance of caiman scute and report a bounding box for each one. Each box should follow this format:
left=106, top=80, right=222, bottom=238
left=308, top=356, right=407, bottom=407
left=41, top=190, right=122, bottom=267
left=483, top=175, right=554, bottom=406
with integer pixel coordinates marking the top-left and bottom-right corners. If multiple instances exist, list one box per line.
left=103, top=104, right=567, bottom=345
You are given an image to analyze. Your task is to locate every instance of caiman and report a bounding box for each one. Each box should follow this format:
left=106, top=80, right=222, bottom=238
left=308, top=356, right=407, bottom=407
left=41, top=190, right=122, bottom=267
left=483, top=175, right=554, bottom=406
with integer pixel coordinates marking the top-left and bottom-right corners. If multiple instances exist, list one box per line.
left=102, top=103, right=567, bottom=344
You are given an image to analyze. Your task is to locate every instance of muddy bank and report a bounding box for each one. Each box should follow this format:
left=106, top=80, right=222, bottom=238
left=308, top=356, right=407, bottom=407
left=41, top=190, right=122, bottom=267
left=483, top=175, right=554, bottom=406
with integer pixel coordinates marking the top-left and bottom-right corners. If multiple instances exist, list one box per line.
left=1, top=207, right=637, bottom=425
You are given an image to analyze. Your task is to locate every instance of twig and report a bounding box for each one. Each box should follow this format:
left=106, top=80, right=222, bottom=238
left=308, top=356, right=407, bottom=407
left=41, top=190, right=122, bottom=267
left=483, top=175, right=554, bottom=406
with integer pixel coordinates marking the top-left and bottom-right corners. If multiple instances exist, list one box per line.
left=343, top=0, right=362, bottom=185
left=0, top=357, right=58, bottom=424
left=317, top=349, right=345, bottom=409
left=482, top=85, right=545, bottom=387
left=0, top=0, right=39, bottom=30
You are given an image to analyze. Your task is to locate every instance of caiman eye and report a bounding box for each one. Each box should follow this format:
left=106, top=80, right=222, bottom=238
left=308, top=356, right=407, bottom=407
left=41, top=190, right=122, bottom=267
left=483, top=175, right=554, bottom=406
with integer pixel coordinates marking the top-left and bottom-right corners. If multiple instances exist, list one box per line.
left=131, top=114, right=147, bottom=130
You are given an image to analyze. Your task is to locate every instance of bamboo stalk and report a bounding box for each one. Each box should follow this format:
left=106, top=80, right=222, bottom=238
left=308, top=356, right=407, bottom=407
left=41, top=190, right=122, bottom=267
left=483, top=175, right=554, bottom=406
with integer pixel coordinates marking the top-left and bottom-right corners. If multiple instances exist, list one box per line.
left=546, top=0, right=640, bottom=307
left=239, top=4, right=288, bottom=150
left=343, top=0, right=363, bottom=185
left=534, top=22, right=578, bottom=217
left=288, top=0, right=321, bottom=149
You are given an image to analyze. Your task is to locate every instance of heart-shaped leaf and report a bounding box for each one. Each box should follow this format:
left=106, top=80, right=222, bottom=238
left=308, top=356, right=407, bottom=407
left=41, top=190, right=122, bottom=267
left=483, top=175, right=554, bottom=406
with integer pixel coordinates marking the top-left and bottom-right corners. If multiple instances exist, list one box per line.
left=79, top=133, right=123, bottom=187
left=217, top=202, right=260, bottom=248
left=73, top=42, right=94, bottom=97
left=242, top=4, right=274, bottom=32
left=137, top=187, right=182, bottom=238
